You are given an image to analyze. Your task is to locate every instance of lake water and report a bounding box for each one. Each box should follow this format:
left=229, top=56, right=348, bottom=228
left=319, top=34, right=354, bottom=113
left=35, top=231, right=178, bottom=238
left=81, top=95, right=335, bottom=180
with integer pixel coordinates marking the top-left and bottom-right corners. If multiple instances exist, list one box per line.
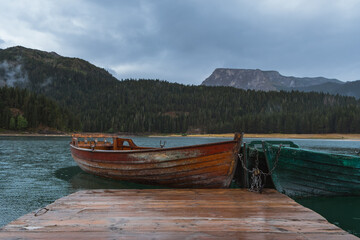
left=0, top=136, right=360, bottom=237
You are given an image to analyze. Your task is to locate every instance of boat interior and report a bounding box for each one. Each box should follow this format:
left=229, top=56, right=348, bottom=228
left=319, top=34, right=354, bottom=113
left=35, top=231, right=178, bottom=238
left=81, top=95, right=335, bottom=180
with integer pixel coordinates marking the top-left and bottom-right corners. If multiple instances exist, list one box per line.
left=71, top=134, right=154, bottom=150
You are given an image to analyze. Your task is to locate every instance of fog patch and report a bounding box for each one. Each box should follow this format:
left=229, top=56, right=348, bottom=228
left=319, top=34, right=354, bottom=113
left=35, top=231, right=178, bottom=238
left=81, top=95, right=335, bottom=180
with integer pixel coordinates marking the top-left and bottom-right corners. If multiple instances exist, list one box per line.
left=40, top=77, right=53, bottom=87
left=0, top=60, right=29, bottom=88
left=105, top=67, right=119, bottom=79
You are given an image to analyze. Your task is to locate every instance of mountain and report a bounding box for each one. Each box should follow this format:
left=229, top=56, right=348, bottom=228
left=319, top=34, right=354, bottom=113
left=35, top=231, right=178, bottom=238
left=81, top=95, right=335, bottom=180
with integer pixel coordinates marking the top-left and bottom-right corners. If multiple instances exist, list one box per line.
left=202, top=68, right=342, bottom=91
left=0, top=46, right=119, bottom=132
left=295, top=80, right=360, bottom=99
left=0, top=46, right=118, bottom=91
left=201, top=68, right=360, bottom=99
left=1, top=46, right=360, bottom=134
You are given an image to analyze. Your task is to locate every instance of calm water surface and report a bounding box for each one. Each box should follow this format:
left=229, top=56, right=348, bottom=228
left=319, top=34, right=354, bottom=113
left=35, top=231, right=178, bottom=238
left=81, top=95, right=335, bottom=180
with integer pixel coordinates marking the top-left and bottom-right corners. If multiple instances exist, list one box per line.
left=0, top=136, right=360, bottom=237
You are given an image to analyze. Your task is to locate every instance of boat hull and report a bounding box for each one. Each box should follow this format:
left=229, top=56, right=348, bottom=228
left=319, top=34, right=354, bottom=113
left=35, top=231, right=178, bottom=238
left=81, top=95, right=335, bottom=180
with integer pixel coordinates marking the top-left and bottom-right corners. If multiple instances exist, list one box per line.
left=264, top=143, right=360, bottom=197
left=70, top=139, right=241, bottom=188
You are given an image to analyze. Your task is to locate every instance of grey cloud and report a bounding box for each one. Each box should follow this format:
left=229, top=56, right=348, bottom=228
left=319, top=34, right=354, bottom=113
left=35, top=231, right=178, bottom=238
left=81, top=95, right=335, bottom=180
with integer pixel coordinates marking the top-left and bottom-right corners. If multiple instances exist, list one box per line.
left=0, top=38, right=5, bottom=49
left=2, top=0, right=360, bottom=84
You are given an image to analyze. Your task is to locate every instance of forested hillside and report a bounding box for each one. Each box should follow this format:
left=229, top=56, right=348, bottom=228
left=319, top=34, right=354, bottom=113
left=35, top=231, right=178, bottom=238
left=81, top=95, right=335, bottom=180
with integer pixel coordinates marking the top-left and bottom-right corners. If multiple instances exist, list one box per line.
left=1, top=46, right=360, bottom=134
left=70, top=81, right=360, bottom=134
left=0, top=87, right=81, bottom=132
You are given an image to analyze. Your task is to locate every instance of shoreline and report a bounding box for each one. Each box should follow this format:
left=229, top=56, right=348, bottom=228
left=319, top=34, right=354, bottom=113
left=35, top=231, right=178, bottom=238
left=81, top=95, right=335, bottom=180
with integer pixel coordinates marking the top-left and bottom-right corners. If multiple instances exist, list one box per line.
left=2, top=132, right=360, bottom=140
left=0, top=133, right=71, bottom=137
left=152, top=133, right=360, bottom=140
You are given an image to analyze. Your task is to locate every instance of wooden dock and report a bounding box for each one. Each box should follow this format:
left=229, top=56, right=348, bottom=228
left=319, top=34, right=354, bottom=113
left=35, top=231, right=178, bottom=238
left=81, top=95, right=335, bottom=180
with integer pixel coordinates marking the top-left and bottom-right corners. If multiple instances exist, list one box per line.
left=0, top=189, right=357, bottom=239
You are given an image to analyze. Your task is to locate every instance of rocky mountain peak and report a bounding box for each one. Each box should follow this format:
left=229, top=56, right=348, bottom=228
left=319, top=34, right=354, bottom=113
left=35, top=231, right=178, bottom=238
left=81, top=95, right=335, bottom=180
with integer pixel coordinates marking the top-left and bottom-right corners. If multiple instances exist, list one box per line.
left=201, top=68, right=342, bottom=92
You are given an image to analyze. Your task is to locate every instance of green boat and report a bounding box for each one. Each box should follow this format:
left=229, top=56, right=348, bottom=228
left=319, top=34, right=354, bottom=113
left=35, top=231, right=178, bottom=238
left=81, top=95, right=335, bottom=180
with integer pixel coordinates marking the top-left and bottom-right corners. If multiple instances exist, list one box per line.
left=236, top=140, right=299, bottom=189
left=262, top=142, right=360, bottom=198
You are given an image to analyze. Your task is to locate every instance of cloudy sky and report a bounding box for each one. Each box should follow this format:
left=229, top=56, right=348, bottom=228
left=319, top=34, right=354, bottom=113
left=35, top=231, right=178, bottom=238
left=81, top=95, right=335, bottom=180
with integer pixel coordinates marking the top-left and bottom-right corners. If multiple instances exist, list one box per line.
left=1, top=0, right=360, bottom=84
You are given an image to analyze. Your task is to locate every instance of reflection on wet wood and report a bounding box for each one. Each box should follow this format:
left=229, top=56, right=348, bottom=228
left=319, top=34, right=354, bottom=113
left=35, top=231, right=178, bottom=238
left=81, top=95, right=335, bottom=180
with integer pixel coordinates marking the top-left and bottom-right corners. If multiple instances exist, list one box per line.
left=0, top=189, right=357, bottom=239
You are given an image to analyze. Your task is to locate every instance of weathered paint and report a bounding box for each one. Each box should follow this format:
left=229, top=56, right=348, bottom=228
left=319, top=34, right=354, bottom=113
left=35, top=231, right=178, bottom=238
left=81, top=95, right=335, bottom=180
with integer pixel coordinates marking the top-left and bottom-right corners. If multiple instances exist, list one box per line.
left=69, top=133, right=242, bottom=188
left=263, top=142, right=360, bottom=197
left=0, top=189, right=357, bottom=239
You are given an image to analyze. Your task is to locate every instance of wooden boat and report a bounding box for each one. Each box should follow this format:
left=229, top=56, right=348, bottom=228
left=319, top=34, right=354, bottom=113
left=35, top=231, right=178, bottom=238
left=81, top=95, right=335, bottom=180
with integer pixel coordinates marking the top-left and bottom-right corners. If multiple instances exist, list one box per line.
left=70, top=133, right=242, bottom=188
left=262, top=142, right=360, bottom=197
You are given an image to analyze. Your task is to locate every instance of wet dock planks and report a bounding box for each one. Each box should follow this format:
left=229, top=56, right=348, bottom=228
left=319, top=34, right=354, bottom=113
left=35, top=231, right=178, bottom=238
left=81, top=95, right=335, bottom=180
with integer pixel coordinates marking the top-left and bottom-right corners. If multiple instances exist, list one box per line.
left=0, top=189, right=357, bottom=239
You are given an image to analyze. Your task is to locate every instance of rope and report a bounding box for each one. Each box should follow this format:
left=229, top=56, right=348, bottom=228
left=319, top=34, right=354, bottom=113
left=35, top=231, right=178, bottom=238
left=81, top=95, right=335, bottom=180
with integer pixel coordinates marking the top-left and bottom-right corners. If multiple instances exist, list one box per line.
left=160, top=141, right=166, bottom=148
left=34, top=207, right=49, bottom=217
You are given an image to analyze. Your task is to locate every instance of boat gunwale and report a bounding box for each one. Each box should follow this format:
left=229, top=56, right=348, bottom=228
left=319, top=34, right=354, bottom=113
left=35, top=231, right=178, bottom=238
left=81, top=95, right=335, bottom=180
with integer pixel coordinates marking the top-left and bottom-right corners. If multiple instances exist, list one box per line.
left=266, top=143, right=360, bottom=159
left=70, top=138, right=239, bottom=154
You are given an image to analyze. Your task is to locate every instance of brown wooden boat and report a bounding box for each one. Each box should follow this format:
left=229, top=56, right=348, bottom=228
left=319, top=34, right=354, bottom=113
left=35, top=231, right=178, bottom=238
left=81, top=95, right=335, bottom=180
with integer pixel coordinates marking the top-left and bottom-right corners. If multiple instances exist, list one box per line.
left=70, top=133, right=243, bottom=188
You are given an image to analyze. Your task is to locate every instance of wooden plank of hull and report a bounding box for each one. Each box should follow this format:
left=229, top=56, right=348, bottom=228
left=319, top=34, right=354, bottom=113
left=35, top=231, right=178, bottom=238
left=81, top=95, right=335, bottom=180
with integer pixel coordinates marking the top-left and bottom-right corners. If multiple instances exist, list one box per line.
left=264, top=143, right=360, bottom=197
left=272, top=160, right=360, bottom=196
left=75, top=159, right=232, bottom=181
left=73, top=153, right=235, bottom=188
left=70, top=139, right=240, bottom=188
left=72, top=150, right=234, bottom=170
left=76, top=162, right=231, bottom=187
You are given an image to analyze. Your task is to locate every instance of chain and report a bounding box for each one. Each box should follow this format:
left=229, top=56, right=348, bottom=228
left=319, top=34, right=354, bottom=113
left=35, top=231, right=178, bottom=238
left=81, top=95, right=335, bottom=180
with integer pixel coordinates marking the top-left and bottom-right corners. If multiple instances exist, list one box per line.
left=238, top=151, right=264, bottom=192
left=249, top=171, right=263, bottom=193
left=238, top=144, right=282, bottom=193
left=261, top=144, right=282, bottom=176
left=238, top=153, right=254, bottom=173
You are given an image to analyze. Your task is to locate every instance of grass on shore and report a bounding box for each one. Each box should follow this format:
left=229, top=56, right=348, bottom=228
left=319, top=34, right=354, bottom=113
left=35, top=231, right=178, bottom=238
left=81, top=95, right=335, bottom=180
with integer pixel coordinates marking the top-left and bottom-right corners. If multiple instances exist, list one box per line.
left=2, top=130, right=360, bottom=140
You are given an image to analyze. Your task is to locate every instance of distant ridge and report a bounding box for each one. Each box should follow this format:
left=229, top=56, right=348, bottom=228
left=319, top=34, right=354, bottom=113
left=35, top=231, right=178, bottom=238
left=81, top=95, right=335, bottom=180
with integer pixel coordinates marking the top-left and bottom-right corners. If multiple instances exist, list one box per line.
left=201, top=68, right=360, bottom=98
